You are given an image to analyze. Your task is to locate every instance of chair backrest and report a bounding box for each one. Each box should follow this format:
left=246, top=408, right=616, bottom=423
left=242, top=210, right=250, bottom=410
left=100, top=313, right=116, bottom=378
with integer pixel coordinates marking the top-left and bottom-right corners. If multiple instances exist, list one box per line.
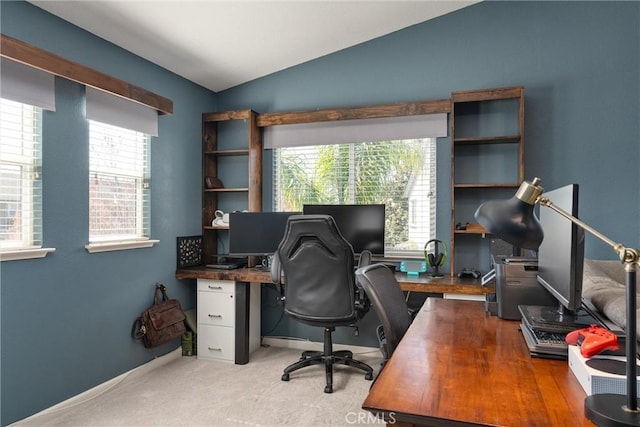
left=275, top=214, right=358, bottom=325
left=355, top=263, right=412, bottom=358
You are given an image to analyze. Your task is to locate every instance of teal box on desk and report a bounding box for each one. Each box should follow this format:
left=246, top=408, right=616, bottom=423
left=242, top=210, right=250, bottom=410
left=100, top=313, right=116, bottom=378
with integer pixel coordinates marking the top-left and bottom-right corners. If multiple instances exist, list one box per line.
left=399, top=260, right=427, bottom=276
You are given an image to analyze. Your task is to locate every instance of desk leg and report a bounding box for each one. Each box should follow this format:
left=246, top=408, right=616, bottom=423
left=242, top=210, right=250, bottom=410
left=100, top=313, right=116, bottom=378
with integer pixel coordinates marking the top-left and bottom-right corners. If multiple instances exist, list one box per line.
left=234, top=281, right=250, bottom=365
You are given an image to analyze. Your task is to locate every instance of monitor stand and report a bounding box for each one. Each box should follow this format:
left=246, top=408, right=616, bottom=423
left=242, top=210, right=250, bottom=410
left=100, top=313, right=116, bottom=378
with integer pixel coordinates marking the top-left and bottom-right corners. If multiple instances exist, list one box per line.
left=519, top=303, right=602, bottom=334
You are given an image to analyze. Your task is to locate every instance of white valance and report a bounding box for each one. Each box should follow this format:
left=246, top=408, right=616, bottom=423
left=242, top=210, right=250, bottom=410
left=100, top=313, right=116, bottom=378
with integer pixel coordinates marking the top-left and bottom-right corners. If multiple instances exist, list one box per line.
left=0, top=58, right=56, bottom=111
left=86, top=87, right=158, bottom=136
left=264, top=113, right=447, bottom=149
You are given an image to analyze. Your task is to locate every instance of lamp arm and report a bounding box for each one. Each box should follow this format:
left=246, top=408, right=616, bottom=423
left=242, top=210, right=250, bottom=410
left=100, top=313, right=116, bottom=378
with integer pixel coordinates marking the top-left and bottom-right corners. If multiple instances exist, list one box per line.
left=538, top=197, right=639, bottom=266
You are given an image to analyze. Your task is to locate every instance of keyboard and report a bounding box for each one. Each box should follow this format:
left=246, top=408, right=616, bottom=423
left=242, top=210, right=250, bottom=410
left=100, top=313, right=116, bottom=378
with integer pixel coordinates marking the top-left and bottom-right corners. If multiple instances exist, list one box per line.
left=205, top=263, right=242, bottom=270
left=520, top=322, right=569, bottom=359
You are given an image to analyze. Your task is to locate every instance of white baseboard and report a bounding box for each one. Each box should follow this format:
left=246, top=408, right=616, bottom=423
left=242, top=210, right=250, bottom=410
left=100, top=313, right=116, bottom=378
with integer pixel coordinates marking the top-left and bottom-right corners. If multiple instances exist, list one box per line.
left=261, top=336, right=380, bottom=358
left=11, top=347, right=182, bottom=426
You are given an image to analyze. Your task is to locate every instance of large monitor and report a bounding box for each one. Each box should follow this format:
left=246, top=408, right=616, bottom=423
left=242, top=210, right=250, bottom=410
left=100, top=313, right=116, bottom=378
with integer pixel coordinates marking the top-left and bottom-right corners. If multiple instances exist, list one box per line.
left=302, top=204, right=385, bottom=256
left=519, top=183, right=592, bottom=334
left=228, top=212, right=300, bottom=257
left=536, top=183, right=585, bottom=313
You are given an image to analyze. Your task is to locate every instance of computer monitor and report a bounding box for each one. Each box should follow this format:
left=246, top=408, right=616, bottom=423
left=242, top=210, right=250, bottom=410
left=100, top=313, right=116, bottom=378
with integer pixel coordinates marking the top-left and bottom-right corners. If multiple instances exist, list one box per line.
left=302, top=204, right=385, bottom=256
left=519, top=184, right=592, bottom=334
left=536, top=183, right=585, bottom=314
left=228, top=212, right=300, bottom=257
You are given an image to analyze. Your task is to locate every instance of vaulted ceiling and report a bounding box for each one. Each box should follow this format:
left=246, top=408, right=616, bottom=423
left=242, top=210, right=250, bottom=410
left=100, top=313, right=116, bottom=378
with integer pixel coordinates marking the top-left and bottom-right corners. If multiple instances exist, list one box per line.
left=29, top=1, right=478, bottom=92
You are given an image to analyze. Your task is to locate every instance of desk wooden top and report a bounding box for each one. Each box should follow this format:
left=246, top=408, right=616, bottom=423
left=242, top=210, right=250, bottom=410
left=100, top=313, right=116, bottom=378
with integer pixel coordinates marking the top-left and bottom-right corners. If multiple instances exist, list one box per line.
left=175, top=266, right=494, bottom=295
left=362, top=298, right=592, bottom=426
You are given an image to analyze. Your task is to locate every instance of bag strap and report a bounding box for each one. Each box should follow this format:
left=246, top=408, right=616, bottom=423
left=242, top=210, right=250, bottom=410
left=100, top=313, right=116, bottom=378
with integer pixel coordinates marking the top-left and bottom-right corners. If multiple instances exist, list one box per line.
left=132, top=316, right=145, bottom=340
left=154, top=283, right=170, bottom=303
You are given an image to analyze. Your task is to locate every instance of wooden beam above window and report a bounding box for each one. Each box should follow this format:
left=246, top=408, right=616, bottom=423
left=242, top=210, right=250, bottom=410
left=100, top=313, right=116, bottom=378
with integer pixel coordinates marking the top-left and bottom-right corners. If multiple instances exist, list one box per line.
left=256, top=99, right=451, bottom=127
left=1, top=34, right=173, bottom=115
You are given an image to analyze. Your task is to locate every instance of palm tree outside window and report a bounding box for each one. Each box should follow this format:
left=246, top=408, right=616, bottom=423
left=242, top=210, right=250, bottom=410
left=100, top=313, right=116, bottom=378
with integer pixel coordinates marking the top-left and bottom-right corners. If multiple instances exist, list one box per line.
left=273, top=138, right=436, bottom=258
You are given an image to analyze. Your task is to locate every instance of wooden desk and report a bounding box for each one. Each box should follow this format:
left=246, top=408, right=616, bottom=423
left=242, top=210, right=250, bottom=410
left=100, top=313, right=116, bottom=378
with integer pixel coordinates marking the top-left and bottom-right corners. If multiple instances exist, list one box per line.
left=175, top=266, right=494, bottom=295
left=363, top=298, right=592, bottom=426
left=176, top=267, right=493, bottom=365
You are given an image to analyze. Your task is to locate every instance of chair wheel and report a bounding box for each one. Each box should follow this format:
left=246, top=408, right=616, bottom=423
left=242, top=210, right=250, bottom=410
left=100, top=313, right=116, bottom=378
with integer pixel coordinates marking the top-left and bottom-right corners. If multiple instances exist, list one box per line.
left=281, top=373, right=290, bottom=381
left=324, top=385, right=333, bottom=393
left=365, top=372, right=373, bottom=381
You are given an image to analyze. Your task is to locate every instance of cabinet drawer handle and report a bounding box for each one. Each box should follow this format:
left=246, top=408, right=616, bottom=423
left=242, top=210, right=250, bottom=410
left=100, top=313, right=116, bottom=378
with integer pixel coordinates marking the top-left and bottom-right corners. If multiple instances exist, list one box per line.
left=208, top=347, right=222, bottom=351
left=208, top=285, right=223, bottom=290
left=208, top=314, right=222, bottom=318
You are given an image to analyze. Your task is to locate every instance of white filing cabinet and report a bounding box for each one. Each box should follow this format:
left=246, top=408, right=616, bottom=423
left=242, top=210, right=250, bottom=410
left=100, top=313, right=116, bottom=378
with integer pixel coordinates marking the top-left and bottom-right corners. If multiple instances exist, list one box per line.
left=196, top=279, right=261, bottom=363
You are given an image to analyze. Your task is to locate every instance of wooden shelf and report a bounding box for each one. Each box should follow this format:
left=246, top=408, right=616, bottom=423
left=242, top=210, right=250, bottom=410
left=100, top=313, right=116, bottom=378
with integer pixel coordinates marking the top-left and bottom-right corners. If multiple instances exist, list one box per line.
left=201, top=110, right=262, bottom=266
left=453, top=135, right=520, bottom=144
left=204, top=149, right=250, bottom=156
left=203, top=109, right=253, bottom=122
left=453, top=183, right=520, bottom=189
left=204, top=225, right=230, bottom=230
left=454, top=229, right=489, bottom=235
left=450, top=86, right=525, bottom=277
left=451, top=86, right=524, bottom=103
left=204, top=188, right=249, bottom=193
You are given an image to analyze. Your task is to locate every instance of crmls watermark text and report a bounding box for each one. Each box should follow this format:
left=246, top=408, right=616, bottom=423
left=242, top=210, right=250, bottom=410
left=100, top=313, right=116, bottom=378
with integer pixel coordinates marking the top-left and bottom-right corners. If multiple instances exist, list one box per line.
left=345, top=411, right=397, bottom=425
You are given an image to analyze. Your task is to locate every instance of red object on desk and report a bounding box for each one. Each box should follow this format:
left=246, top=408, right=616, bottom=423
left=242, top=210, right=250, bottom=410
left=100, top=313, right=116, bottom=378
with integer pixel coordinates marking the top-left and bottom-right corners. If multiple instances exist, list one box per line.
left=566, top=324, right=619, bottom=358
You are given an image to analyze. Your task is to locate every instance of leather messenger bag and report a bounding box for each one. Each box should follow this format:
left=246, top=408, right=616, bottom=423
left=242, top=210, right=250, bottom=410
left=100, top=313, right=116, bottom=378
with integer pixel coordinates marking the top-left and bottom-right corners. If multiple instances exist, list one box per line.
left=134, top=283, right=186, bottom=348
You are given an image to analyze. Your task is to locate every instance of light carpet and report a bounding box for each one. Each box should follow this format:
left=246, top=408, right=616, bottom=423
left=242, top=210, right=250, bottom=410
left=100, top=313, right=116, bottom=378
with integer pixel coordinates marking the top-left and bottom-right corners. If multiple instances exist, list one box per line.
left=15, top=345, right=384, bottom=427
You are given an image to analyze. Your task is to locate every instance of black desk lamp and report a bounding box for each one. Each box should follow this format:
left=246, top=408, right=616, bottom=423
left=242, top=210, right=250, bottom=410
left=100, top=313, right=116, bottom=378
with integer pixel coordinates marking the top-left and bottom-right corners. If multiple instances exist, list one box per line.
left=474, top=177, right=640, bottom=427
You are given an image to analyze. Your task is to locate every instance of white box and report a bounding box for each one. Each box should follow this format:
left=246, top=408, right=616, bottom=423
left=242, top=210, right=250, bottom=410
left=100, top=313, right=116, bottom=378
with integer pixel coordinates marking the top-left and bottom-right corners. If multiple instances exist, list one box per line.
left=568, top=345, right=640, bottom=396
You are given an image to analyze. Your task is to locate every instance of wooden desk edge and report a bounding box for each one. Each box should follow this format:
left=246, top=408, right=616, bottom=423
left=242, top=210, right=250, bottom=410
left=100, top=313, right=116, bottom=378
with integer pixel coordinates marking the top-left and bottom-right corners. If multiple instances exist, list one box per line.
left=362, top=299, right=590, bottom=426
left=175, top=266, right=494, bottom=295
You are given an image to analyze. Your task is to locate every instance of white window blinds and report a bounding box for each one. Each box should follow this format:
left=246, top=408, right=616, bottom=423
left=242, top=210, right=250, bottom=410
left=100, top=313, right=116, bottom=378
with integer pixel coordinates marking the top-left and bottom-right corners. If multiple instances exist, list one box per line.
left=273, top=138, right=437, bottom=257
left=0, top=59, right=54, bottom=255
left=0, top=98, right=43, bottom=249
left=88, top=121, right=150, bottom=243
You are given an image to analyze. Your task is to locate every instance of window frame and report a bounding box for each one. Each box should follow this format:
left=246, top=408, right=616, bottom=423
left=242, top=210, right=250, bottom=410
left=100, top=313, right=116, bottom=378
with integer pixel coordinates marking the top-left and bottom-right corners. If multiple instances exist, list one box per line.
left=273, top=138, right=437, bottom=259
left=85, top=120, right=158, bottom=253
left=260, top=101, right=449, bottom=260
left=0, top=98, right=55, bottom=261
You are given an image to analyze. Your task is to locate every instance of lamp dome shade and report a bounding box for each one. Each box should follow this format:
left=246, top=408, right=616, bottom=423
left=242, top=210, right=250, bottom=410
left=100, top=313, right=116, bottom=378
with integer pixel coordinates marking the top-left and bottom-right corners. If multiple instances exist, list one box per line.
left=474, top=196, right=544, bottom=250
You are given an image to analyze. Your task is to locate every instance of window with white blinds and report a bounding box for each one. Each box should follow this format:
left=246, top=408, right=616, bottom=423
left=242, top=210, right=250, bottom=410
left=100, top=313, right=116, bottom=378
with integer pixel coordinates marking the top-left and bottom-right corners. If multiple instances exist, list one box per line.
left=0, top=98, right=43, bottom=250
left=273, top=138, right=437, bottom=258
left=88, top=121, right=150, bottom=243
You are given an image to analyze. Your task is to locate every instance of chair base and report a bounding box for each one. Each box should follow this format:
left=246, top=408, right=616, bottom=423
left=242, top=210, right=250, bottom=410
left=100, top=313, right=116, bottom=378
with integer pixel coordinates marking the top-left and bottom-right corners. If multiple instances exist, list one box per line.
left=281, top=327, right=373, bottom=393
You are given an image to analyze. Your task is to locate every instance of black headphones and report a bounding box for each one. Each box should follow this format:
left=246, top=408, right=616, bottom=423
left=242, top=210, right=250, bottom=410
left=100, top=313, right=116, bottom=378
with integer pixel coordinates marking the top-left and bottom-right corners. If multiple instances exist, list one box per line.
left=424, top=239, right=448, bottom=268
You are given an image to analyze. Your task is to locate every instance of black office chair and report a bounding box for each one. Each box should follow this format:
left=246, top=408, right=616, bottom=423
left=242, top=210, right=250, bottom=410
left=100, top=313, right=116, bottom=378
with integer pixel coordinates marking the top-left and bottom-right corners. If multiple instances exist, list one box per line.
left=355, top=263, right=413, bottom=365
left=271, top=214, right=374, bottom=393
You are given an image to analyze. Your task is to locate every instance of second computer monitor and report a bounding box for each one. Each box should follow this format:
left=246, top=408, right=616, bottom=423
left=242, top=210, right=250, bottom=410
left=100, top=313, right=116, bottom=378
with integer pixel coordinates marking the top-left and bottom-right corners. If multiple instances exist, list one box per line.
left=228, top=211, right=300, bottom=257
left=302, top=204, right=385, bottom=256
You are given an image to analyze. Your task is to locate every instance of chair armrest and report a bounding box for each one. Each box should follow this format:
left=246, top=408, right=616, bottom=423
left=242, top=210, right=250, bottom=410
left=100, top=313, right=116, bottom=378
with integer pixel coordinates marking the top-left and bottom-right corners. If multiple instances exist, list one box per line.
left=358, top=250, right=373, bottom=268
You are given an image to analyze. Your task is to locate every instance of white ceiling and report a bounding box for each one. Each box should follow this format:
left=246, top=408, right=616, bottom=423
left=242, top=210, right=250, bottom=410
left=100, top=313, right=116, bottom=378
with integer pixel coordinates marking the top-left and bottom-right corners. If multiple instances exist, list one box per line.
left=29, top=1, right=477, bottom=93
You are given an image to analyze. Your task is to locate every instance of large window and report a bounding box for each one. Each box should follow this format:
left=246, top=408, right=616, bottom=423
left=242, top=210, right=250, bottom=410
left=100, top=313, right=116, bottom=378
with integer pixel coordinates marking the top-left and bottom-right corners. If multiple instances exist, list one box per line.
left=0, top=98, right=43, bottom=250
left=273, top=138, right=436, bottom=257
left=88, top=121, right=150, bottom=243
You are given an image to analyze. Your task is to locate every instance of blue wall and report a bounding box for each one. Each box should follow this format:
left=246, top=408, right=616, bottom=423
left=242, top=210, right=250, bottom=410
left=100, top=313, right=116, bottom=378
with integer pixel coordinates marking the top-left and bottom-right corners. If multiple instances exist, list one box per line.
left=1, top=1, right=639, bottom=425
left=219, top=0, right=640, bottom=258
left=0, top=2, right=216, bottom=424
left=219, top=0, right=640, bottom=378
